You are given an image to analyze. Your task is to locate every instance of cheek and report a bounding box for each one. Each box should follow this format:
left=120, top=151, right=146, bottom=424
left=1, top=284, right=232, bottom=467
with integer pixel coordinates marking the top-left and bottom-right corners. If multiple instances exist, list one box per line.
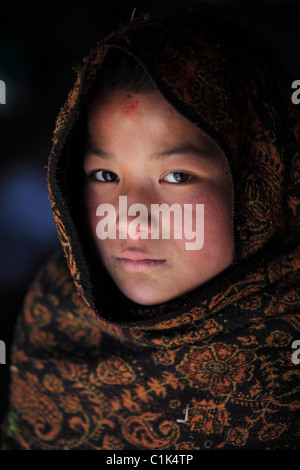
left=84, top=186, right=100, bottom=238
left=202, top=190, right=234, bottom=269
left=176, top=184, right=232, bottom=236
left=204, top=186, right=233, bottom=238
left=175, top=185, right=233, bottom=267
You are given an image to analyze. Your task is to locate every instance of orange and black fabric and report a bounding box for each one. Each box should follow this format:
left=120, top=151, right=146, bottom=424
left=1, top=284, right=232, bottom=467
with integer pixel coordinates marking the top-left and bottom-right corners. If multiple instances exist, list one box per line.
left=1, top=13, right=300, bottom=449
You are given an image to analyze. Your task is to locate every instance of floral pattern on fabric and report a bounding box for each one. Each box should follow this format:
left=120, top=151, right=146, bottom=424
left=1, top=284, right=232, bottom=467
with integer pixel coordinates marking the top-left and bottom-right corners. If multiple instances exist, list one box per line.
left=1, top=248, right=299, bottom=450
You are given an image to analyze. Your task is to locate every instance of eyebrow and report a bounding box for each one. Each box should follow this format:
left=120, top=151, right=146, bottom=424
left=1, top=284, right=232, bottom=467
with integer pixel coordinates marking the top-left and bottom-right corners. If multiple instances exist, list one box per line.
left=84, top=143, right=212, bottom=160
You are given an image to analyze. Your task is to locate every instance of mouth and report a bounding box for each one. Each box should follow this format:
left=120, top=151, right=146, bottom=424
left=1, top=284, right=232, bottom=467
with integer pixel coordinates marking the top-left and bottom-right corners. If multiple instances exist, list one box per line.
left=116, top=250, right=166, bottom=272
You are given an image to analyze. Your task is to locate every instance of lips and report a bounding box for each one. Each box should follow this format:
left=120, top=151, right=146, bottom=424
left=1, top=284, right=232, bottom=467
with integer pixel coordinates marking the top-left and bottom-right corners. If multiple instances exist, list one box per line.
left=116, top=250, right=166, bottom=271
left=117, top=250, right=165, bottom=261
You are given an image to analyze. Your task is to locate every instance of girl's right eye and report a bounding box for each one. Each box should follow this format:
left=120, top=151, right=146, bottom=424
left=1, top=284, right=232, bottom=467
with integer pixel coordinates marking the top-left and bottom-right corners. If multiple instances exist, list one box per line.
left=91, top=170, right=119, bottom=182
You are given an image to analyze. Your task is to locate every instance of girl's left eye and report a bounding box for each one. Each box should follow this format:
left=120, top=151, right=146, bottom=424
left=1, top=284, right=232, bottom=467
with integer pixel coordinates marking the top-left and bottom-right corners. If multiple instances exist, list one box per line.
left=162, top=172, right=195, bottom=184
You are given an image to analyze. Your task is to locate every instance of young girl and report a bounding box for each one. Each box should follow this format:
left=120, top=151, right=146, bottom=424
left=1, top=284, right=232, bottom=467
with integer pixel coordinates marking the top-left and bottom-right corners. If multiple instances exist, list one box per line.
left=1, top=12, right=299, bottom=450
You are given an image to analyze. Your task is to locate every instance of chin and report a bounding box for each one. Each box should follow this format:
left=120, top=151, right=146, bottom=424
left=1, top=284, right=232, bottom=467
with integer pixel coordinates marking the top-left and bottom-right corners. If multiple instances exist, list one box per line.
left=119, top=285, right=175, bottom=306
left=125, top=292, right=168, bottom=306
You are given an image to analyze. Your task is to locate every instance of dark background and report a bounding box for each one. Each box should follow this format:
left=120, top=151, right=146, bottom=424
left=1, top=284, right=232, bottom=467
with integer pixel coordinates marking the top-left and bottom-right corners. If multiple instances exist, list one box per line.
left=0, top=0, right=300, bottom=423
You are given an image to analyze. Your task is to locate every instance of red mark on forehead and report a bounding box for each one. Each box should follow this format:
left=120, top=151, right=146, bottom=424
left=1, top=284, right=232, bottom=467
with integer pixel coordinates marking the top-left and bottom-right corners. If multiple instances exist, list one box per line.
left=124, top=93, right=139, bottom=117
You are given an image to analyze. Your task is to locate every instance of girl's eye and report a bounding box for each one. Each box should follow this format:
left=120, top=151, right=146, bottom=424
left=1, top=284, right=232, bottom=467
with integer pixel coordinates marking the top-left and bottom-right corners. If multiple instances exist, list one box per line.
left=92, top=170, right=119, bottom=182
left=162, top=172, right=195, bottom=184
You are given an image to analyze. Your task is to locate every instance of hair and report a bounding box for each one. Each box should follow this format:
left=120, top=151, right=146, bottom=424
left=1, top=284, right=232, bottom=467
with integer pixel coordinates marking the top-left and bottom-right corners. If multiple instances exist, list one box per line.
left=88, top=48, right=157, bottom=99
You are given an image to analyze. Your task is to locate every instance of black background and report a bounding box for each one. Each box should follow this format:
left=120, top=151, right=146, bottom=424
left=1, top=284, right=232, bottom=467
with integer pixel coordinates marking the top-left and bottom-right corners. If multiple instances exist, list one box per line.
left=0, top=0, right=300, bottom=425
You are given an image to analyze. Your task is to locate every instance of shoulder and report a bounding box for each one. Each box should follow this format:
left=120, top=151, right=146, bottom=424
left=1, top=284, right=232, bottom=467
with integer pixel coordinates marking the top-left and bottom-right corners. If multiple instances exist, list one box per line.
left=14, top=250, right=82, bottom=345
left=33, top=248, right=74, bottom=293
left=22, top=248, right=95, bottom=322
left=11, top=249, right=98, bottom=359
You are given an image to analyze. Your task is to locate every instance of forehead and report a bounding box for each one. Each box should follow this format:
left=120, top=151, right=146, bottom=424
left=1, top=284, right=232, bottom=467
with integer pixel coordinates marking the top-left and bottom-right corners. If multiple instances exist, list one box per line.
left=87, top=89, right=173, bottom=120
left=85, top=89, right=227, bottom=165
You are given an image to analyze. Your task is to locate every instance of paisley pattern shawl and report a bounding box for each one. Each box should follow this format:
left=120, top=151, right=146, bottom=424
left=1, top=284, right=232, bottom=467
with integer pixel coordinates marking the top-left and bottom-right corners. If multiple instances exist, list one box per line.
left=1, top=12, right=300, bottom=450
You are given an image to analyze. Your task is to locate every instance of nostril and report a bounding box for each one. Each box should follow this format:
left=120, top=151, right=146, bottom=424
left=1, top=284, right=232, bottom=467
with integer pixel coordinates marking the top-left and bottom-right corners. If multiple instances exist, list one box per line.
left=116, top=196, right=155, bottom=237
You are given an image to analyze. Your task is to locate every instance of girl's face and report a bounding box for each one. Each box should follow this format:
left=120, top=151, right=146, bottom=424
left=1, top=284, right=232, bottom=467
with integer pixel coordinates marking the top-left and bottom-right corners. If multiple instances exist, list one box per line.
left=83, top=90, right=234, bottom=305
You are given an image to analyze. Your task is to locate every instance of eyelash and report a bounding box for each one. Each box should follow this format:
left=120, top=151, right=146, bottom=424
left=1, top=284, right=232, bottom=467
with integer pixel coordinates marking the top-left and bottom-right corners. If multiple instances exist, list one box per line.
left=162, top=172, right=197, bottom=184
left=88, top=170, right=198, bottom=184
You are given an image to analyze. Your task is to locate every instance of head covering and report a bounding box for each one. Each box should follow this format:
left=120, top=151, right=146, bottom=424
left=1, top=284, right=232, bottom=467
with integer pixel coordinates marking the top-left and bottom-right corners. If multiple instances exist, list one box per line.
left=49, top=12, right=300, bottom=315
left=2, top=12, right=300, bottom=450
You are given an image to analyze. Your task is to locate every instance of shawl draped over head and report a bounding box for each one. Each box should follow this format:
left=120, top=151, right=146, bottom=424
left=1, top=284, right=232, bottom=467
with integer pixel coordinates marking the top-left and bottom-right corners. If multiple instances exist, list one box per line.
left=1, top=12, right=300, bottom=450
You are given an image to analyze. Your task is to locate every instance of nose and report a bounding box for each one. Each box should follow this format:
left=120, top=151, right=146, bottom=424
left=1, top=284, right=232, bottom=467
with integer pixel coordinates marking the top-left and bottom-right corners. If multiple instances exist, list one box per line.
left=116, top=194, right=158, bottom=240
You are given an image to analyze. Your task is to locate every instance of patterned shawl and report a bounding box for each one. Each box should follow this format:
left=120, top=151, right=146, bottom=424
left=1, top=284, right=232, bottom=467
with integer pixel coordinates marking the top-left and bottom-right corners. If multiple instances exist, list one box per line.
left=1, top=12, right=300, bottom=450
